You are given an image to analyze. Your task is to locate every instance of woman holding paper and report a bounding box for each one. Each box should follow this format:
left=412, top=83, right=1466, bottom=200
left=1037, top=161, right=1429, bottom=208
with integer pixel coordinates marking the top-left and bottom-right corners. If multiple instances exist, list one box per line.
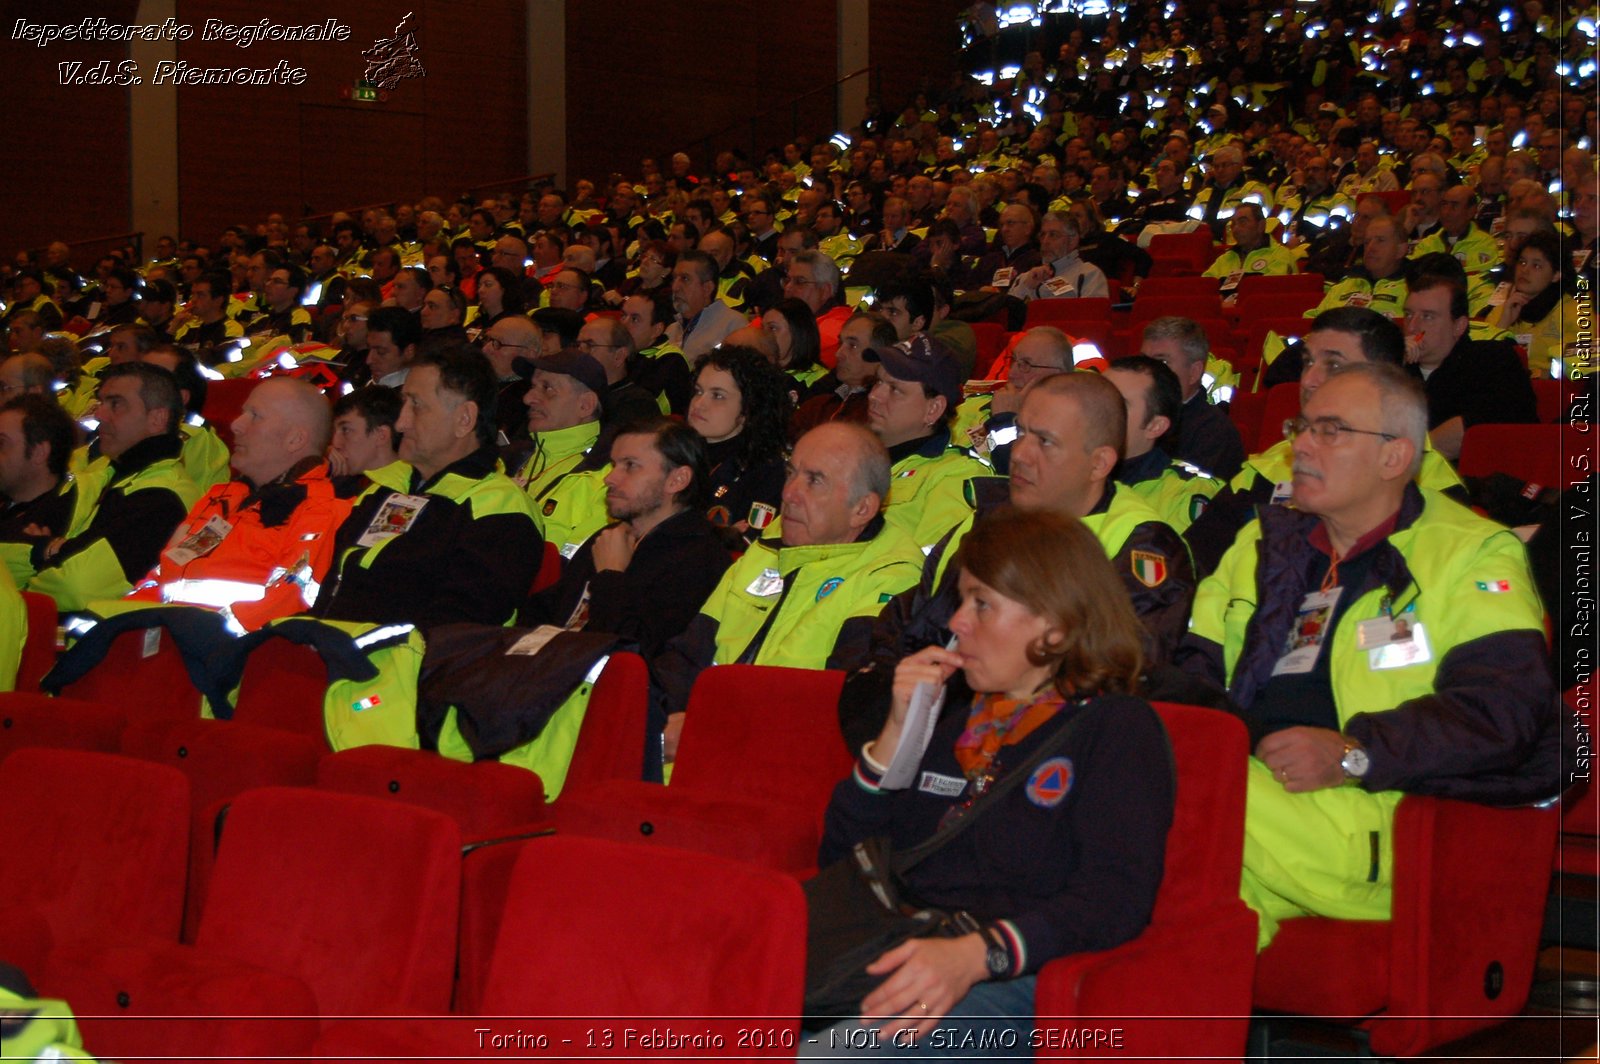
left=806, top=510, right=1174, bottom=1056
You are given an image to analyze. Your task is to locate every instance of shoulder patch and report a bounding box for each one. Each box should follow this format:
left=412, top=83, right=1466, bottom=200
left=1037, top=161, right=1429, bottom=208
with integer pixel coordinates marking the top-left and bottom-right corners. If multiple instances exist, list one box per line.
left=1189, top=494, right=1210, bottom=522
left=541, top=498, right=557, bottom=517
left=1130, top=549, right=1169, bottom=588
left=816, top=576, right=844, bottom=602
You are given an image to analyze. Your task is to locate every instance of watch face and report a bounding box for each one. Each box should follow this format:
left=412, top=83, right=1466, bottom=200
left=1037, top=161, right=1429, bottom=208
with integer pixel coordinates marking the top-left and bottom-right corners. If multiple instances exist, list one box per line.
left=1344, top=747, right=1370, bottom=777
left=987, top=946, right=1010, bottom=976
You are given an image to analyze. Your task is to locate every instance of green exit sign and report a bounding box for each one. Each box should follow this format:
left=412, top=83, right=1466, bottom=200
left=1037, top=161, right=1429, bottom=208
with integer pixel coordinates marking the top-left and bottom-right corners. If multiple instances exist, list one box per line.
left=353, top=84, right=378, bottom=101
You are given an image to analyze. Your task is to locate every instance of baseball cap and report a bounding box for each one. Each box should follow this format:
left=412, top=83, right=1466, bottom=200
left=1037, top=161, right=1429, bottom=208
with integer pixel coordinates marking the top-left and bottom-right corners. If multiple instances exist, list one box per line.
left=865, top=333, right=964, bottom=411
left=513, top=347, right=607, bottom=395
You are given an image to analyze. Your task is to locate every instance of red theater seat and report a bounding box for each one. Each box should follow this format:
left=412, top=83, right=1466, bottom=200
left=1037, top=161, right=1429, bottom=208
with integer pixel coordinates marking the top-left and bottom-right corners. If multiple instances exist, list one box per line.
left=553, top=665, right=850, bottom=874
left=1252, top=796, right=1558, bottom=1058
left=54, top=787, right=461, bottom=1062
left=1034, top=703, right=1256, bottom=1060
left=1, top=749, right=188, bottom=975
left=317, top=835, right=806, bottom=1058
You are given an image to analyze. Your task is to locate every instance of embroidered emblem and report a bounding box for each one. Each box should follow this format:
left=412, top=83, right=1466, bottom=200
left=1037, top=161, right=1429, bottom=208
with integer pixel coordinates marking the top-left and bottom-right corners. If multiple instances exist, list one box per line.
left=1130, top=550, right=1168, bottom=588
left=816, top=576, right=844, bottom=601
left=1026, top=757, right=1074, bottom=808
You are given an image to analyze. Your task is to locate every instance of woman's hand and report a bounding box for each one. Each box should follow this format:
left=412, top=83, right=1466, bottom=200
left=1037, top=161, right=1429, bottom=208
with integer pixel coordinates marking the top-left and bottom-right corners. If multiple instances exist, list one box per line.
left=859, top=933, right=989, bottom=1038
left=869, top=645, right=964, bottom=767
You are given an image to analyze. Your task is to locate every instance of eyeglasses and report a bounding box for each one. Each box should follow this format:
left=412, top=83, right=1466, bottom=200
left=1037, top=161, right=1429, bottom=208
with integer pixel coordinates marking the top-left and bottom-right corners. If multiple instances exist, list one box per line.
left=576, top=339, right=622, bottom=352
left=482, top=336, right=532, bottom=350
left=1013, top=358, right=1068, bottom=374
left=785, top=276, right=823, bottom=287
left=1283, top=416, right=1397, bottom=444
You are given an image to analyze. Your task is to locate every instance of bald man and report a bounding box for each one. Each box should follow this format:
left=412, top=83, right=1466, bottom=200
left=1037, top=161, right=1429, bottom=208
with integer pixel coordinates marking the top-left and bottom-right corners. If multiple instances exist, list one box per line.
left=122, top=377, right=362, bottom=632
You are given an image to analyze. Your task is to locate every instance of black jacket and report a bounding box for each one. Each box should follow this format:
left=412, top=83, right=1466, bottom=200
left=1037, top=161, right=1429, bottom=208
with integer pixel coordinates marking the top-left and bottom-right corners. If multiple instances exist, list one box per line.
left=521, top=508, right=732, bottom=660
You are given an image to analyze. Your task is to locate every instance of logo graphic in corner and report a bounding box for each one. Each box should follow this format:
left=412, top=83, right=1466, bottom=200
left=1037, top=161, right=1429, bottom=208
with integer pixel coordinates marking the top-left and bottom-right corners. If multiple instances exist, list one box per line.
left=363, top=12, right=426, bottom=91
left=816, top=576, right=844, bottom=602
left=1026, top=757, right=1074, bottom=808
left=352, top=694, right=382, bottom=713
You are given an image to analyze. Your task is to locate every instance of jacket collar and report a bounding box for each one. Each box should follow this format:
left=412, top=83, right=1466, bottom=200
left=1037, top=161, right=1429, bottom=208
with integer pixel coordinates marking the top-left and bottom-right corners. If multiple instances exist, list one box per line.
left=111, top=433, right=182, bottom=477
left=411, top=445, right=499, bottom=493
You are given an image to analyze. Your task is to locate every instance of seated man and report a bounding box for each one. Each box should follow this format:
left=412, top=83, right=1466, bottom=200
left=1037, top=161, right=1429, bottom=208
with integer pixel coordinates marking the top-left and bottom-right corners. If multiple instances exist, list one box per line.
left=952, top=325, right=1076, bottom=471
left=790, top=309, right=893, bottom=439
left=1103, top=355, right=1224, bottom=534
left=1202, top=203, right=1297, bottom=297
left=652, top=421, right=925, bottom=772
left=1176, top=363, right=1559, bottom=948
left=619, top=290, right=692, bottom=415
left=123, top=377, right=359, bottom=632
left=1403, top=256, right=1537, bottom=461
left=1139, top=316, right=1246, bottom=481
left=575, top=317, right=661, bottom=432
left=27, top=364, right=201, bottom=611
left=1007, top=210, right=1110, bottom=302
left=329, top=385, right=402, bottom=477
left=0, top=395, right=79, bottom=586
left=142, top=346, right=231, bottom=491
left=479, top=313, right=540, bottom=445
left=241, top=264, right=314, bottom=347
left=522, top=417, right=731, bottom=659
left=1307, top=214, right=1411, bottom=319
left=665, top=251, right=745, bottom=359
left=864, top=334, right=990, bottom=553
left=838, top=371, right=1196, bottom=747
left=171, top=271, right=245, bottom=368
left=312, top=344, right=540, bottom=632
left=511, top=349, right=612, bottom=559
left=1184, top=307, right=1465, bottom=575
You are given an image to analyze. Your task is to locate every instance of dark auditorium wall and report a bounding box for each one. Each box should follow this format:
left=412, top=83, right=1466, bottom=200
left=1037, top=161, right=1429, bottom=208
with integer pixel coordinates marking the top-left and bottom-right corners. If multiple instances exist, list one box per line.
left=0, top=0, right=137, bottom=257
left=565, top=2, right=960, bottom=185
left=565, top=1, right=839, bottom=183
left=869, top=0, right=961, bottom=120
left=174, top=0, right=527, bottom=243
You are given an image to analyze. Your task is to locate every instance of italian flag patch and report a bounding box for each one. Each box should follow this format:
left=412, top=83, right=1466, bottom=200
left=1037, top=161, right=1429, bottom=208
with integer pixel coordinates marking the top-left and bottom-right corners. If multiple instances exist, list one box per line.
left=1475, top=580, right=1512, bottom=593
left=352, top=695, right=383, bottom=712
left=1131, top=550, right=1168, bottom=588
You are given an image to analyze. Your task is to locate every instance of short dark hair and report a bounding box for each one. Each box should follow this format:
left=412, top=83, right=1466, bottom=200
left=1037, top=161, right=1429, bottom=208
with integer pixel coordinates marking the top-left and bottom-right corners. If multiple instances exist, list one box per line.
left=1307, top=306, right=1406, bottom=365
left=398, top=265, right=433, bottom=294
left=334, top=384, right=403, bottom=440
left=366, top=305, right=421, bottom=349
left=191, top=271, right=232, bottom=300
left=412, top=342, right=498, bottom=447
left=874, top=275, right=935, bottom=328
left=1409, top=251, right=1471, bottom=320
left=100, top=362, right=183, bottom=436
left=3, top=393, right=75, bottom=479
left=677, top=249, right=718, bottom=286
left=145, top=345, right=207, bottom=415
left=275, top=264, right=308, bottom=299
left=613, top=415, right=711, bottom=511
left=1106, top=354, right=1183, bottom=442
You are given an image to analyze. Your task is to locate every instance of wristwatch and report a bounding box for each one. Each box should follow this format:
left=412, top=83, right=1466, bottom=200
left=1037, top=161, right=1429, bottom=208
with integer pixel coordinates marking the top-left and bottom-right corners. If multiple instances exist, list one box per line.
left=1340, top=737, right=1370, bottom=781
left=981, top=924, right=1013, bottom=979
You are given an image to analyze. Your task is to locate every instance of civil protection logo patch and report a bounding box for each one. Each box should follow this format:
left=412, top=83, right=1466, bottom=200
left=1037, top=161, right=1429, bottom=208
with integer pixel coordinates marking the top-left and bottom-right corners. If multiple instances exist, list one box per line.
left=816, top=576, right=844, bottom=601
left=1026, top=757, right=1074, bottom=808
left=541, top=499, right=557, bottom=517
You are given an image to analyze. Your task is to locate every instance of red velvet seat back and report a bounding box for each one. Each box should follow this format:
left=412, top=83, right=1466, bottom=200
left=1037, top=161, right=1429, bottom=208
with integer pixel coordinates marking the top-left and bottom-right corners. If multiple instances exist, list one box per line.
left=199, top=786, right=461, bottom=1018
left=561, top=651, right=649, bottom=794
left=316, top=744, right=545, bottom=839
left=484, top=836, right=804, bottom=1019
left=672, top=665, right=850, bottom=799
left=233, top=637, right=331, bottom=738
left=1147, top=703, right=1249, bottom=922
left=0, top=748, right=189, bottom=944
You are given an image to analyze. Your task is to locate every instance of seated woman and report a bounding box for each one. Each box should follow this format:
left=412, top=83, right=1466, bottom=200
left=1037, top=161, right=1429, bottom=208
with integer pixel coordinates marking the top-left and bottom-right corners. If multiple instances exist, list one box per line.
left=1487, top=228, right=1586, bottom=379
left=608, top=239, right=673, bottom=304
left=763, top=297, right=835, bottom=404
left=686, top=345, right=792, bottom=536
left=470, top=266, right=527, bottom=337
left=806, top=509, right=1174, bottom=1056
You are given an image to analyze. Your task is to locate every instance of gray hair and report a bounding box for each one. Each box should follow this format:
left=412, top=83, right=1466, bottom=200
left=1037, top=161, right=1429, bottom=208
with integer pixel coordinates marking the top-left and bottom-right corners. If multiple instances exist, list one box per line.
left=791, top=249, right=841, bottom=290
left=834, top=422, right=891, bottom=509
left=1141, top=316, right=1209, bottom=369
left=1042, top=209, right=1083, bottom=240
left=1342, top=362, right=1429, bottom=478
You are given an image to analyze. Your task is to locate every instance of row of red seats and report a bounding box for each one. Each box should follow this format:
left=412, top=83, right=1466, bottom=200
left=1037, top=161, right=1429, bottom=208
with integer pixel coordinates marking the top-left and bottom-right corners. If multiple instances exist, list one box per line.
left=0, top=643, right=1567, bottom=1059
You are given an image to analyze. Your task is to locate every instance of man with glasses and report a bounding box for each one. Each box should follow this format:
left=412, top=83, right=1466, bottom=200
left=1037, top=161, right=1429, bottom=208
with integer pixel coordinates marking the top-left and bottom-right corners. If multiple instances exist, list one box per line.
left=480, top=315, right=540, bottom=444
left=1401, top=256, right=1536, bottom=461
left=1184, top=307, right=1465, bottom=576
left=951, top=326, right=1073, bottom=470
left=243, top=265, right=312, bottom=346
left=783, top=249, right=850, bottom=366
left=575, top=318, right=660, bottom=433
left=546, top=267, right=593, bottom=314
left=743, top=193, right=781, bottom=263
left=1177, top=362, right=1560, bottom=950
left=665, top=250, right=744, bottom=359
left=172, top=272, right=245, bottom=368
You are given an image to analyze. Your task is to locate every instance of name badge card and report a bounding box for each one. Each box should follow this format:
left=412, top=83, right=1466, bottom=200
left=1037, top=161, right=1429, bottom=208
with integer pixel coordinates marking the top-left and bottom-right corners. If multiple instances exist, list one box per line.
left=1272, top=587, right=1342, bottom=676
left=357, top=494, right=429, bottom=548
